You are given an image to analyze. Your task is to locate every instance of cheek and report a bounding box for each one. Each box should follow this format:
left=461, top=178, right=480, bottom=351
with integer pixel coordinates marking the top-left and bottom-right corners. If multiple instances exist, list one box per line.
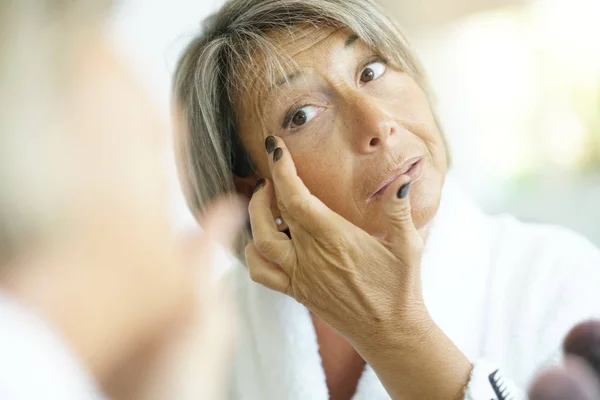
left=389, top=85, right=447, bottom=170
left=288, top=141, right=358, bottom=221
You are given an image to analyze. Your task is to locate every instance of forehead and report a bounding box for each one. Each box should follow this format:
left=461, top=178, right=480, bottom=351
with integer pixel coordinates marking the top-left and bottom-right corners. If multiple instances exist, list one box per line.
left=270, top=25, right=349, bottom=60
left=240, top=25, right=356, bottom=88
left=235, top=25, right=361, bottom=122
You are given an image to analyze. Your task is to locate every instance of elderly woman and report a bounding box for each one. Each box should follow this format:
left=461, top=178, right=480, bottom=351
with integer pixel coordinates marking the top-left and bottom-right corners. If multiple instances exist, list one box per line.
left=172, top=0, right=600, bottom=399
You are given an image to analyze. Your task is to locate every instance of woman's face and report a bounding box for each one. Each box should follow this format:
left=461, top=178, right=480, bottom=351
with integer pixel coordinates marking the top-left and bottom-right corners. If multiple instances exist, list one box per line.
left=238, top=27, right=448, bottom=235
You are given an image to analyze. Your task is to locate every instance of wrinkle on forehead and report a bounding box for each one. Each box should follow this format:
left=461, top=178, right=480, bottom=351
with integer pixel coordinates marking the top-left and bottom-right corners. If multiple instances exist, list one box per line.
left=275, top=25, right=344, bottom=59
left=235, top=25, right=348, bottom=137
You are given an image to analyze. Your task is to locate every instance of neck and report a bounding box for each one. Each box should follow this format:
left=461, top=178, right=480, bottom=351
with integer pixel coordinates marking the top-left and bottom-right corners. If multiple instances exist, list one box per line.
left=311, top=313, right=366, bottom=399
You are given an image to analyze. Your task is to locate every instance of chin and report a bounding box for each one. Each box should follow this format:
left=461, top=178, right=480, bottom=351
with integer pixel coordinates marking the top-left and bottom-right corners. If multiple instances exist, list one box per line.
left=409, top=177, right=443, bottom=230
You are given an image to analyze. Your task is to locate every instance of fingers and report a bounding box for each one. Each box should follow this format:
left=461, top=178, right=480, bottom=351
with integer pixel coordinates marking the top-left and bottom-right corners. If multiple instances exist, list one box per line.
left=264, top=136, right=331, bottom=232
left=528, top=367, right=590, bottom=400
left=381, top=175, right=423, bottom=257
left=249, top=179, right=295, bottom=268
left=529, top=357, right=600, bottom=400
left=245, top=241, right=290, bottom=294
left=563, top=320, right=600, bottom=376
left=528, top=320, right=600, bottom=400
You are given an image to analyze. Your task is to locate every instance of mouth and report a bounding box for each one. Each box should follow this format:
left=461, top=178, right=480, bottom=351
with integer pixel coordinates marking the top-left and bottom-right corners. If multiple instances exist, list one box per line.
left=368, top=157, right=424, bottom=200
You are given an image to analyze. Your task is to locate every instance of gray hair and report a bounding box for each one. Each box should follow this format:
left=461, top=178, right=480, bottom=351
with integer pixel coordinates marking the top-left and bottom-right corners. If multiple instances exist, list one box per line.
left=173, top=0, right=432, bottom=257
left=0, top=1, right=111, bottom=263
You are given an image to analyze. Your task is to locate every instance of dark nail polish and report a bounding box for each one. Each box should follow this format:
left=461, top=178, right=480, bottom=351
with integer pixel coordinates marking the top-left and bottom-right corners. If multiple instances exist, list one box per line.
left=265, top=136, right=276, bottom=154
left=564, top=321, right=600, bottom=375
left=253, top=179, right=265, bottom=194
left=273, top=148, right=283, bottom=163
left=397, top=182, right=412, bottom=199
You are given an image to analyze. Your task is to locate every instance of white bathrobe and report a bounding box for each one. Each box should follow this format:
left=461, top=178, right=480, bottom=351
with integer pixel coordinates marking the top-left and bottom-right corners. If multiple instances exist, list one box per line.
left=227, top=178, right=600, bottom=400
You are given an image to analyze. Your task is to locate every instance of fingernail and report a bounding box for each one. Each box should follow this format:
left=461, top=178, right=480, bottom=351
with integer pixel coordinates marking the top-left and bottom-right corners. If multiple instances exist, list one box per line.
left=265, top=136, right=276, bottom=154
left=564, top=321, right=600, bottom=375
left=273, top=148, right=283, bottom=163
left=397, top=182, right=412, bottom=199
left=253, top=179, right=265, bottom=194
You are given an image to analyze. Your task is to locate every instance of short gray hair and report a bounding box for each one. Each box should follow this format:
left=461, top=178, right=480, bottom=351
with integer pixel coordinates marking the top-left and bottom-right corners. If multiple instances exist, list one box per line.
left=173, top=0, right=431, bottom=257
left=0, top=1, right=111, bottom=263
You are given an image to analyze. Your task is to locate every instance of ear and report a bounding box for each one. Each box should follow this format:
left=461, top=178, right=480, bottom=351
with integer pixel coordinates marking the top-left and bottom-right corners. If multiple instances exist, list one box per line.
left=233, top=173, right=261, bottom=201
left=233, top=173, right=288, bottom=234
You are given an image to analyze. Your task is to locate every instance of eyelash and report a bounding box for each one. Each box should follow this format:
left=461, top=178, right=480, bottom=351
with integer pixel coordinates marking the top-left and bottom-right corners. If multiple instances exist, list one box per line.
left=360, top=55, right=390, bottom=74
left=281, top=56, right=390, bottom=129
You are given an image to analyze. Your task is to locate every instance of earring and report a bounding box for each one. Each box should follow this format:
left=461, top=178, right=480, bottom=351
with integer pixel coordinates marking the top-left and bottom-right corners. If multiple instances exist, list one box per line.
left=275, top=217, right=283, bottom=227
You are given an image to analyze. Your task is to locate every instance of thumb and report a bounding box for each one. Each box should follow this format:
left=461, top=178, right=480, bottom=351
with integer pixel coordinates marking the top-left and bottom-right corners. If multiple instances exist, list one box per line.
left=381, top=175, right=422, bottom=258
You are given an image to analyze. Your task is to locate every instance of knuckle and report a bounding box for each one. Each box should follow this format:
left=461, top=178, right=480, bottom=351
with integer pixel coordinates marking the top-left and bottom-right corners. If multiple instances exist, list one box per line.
left=388, top=210, right=412, bottom=225
left=248, top=262, right=262, bottom=284
left=244, top=243, right=256, bottom=266
left=287, top=194, right=311, bottom=217
left=254, top=237, right=275, bottom=256
left=244, top=242, right=253, bottom=258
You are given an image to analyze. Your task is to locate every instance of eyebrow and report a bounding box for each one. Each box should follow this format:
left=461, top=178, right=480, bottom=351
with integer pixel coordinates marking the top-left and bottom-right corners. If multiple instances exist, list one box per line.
left=345, top=34, right=359, bottom=48
left=273, top=34, right=360, bottom=88
left=275, top=70, right=302, bottom=87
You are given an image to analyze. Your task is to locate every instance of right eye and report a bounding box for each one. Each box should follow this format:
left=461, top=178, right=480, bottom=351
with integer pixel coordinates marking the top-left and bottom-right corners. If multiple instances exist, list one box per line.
left=284, top=105, right=322, bottom=130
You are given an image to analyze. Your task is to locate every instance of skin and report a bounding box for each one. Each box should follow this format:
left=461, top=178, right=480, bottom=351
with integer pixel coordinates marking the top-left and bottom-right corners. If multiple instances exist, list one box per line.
left=1, top=26, right=244, bottom=400
left=237, top=27, right=470, bottom=400
left=237, top=27, right=448, bottom=237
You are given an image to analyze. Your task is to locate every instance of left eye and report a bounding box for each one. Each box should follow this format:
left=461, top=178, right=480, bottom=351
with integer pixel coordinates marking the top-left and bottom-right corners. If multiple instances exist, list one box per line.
left=360, top=61, right=386, bottom=84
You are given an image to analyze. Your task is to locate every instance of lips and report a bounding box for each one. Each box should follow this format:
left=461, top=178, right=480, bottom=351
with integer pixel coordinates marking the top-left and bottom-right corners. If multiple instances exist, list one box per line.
left=368, top=157, right=424, bottom=200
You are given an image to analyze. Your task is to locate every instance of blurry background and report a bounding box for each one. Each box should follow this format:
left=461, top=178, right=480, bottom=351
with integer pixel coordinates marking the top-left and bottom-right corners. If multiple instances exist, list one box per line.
left=108, top=0, right=600, bottom=245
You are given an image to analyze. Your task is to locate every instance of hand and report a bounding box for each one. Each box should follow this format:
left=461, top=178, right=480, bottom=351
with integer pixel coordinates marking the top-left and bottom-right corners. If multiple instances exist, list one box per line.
left=246, top=136, right=427, bottom=348
left=246, top=137, right=472, bottom=400
left=103, top=197, right=244, bottom=400
left=529, top=321, right=600, bottom=400
left=0, top=38, right=245, bottom=400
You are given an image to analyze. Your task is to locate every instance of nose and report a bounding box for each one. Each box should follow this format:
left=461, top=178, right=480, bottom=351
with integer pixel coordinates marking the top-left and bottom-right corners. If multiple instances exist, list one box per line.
left=345, top=94, right=400, bottom=154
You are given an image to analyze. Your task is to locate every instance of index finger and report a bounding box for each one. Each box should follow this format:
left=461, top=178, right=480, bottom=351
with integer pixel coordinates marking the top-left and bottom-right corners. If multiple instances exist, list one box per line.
left=248, top=179, right=294, bottom=267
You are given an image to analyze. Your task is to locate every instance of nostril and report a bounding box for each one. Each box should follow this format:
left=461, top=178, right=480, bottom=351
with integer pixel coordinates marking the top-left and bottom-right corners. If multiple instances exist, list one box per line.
left=369, top=137, right=380, bottom=147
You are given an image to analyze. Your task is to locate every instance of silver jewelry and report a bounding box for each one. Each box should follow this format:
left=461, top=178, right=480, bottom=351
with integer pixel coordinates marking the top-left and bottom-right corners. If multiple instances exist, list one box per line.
left=275, top=217, right=283, bottom=226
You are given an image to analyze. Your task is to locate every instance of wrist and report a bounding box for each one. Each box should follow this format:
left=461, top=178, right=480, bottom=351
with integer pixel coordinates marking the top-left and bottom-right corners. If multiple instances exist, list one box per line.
left=354, top=310, right=435, bottom=363
left=352, top=300, right=433, bottom=356
left=357, top=317, right=472, bottom=400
